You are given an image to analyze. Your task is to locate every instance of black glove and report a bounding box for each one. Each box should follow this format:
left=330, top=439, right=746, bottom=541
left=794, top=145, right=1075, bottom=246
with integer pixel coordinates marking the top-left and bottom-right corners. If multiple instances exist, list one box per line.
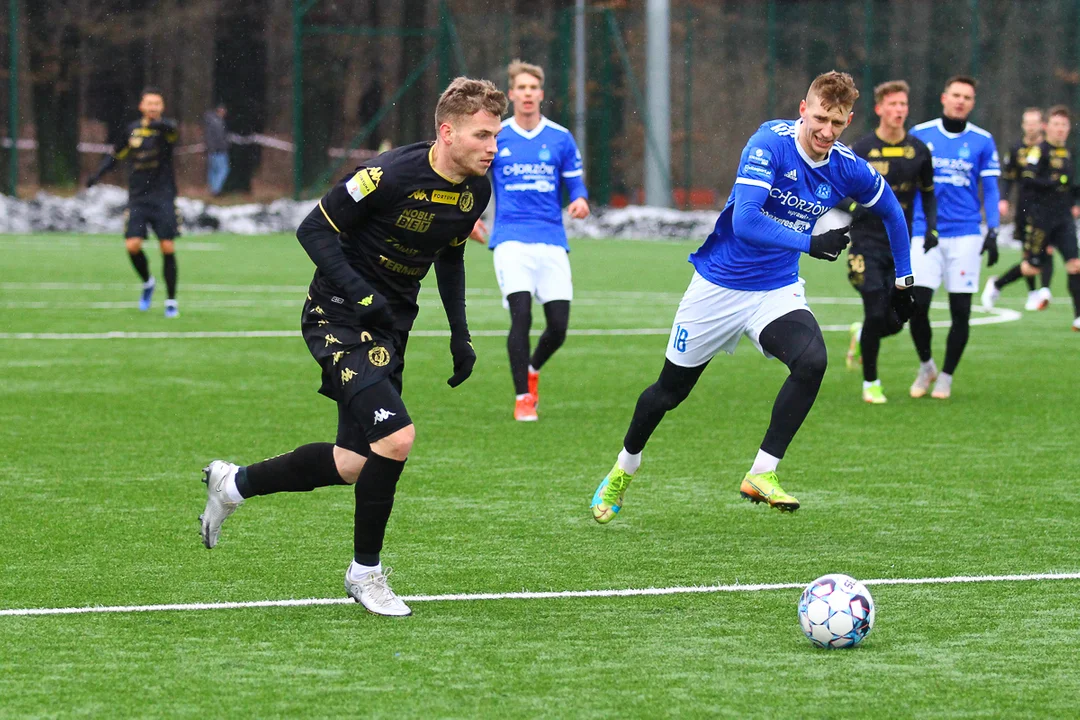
left=86, top=175, right=99, bottom=189
left=808, top=225, right=851, bottom=261
left=447, top=333, right=475, bottom=388
left=354, top=292, right=395, bottom=329
left=890, top=288, right=916, bottom=325
left=981, top=228, right=999, bottom=267
left=923, top=229, right=939, bottom=253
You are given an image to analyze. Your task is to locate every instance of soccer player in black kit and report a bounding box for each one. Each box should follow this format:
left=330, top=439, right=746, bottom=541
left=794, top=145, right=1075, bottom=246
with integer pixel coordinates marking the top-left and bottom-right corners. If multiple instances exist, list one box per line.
left=842, top=80, right=936, bottom=403
left=87, top=87, right=182, bottom=317
left=983, top=107, right=1054, bottom=311
left=197, top=78, right=508, bottom=616
left=1012, top=106, right=1080, bottom=331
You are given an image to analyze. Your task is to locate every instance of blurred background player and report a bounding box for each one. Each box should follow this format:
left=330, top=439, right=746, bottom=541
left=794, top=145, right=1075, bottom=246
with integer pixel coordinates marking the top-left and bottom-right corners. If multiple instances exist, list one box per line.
left=985, top=107, right=1054, bottom=311
left=842, top=79, right=937, bottom=404
left=86, top=87, right=182, bottom=318
left=999, top=105, right=1080, bottom=330
left=590, top=72, right=914, bottom=522
left=197, top=78, right=506, bottom=616
left=202, top=103, right=230, bottom=196
left=908, top=76, right=1001, bottom=400
left=474, top=60, right=589, bottom=422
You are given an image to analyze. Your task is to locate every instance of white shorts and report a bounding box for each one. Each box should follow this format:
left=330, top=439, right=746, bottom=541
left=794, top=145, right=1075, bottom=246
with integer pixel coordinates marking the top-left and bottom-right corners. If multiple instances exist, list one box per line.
left=492, top=240, right=573, bottom=306
left=664, top=272, right=812, bottom=367
left=910, top=234, right=983, bottom=293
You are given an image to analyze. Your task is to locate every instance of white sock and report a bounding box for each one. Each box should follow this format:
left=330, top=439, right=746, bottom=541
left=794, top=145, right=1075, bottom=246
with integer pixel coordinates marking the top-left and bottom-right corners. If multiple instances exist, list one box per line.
left=516, top=393, right=530, bottom=401
left=920, top=359, right=936, bottom=372
left=165, top=299, right=178, bottom=308
left=856, top=325, right=863, bottom=342
left=348, top=560, right=382, bottom=578
left=937, top=372, right=952, bottom=384
left=617, top=448, right=641, bottom=475
left=222, top=468, right=244, bottom=504
left=749, top=449, right=780, bottom=475
left=863, top=379, right=880, bottom=390
left=528, top=365, right=538, bottom=375
left=143, top=276, right=156, bottom=289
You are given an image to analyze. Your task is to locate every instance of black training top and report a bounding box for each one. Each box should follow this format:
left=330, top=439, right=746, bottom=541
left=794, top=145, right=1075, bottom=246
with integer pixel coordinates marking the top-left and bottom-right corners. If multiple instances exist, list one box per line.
left=94, top=118, right=179, bottom=201
left=1019, top=140, right=1078, bottom=220
left=844, top=130, right=936, bottom=251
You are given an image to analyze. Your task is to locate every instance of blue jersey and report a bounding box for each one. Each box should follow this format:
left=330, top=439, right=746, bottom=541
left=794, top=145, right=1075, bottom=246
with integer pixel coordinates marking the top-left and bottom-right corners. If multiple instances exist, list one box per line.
left=910, top=119, right=1001, bottom=237
left=691, top=119, right=903, bottom=291
left=489, top=116, right=588, bottom=251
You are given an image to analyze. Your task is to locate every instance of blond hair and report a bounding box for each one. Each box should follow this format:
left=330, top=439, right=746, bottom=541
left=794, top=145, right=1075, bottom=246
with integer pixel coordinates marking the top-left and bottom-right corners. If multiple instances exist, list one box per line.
left=508, top=59, right=545, bottom=88
left=808, top=71, right=860, bottom=111
left=873, top=80, right=910, bottom=105
left=434, top=77, right=509, bottom=133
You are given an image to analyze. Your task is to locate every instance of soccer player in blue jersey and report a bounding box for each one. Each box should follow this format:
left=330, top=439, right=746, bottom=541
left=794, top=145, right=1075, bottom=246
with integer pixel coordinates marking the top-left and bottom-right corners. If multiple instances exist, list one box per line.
left=589, top=72, right=914, bottom=521
left=907, top=76, right=1001, bottom=399
left=474, top=60, right=589, bottom=421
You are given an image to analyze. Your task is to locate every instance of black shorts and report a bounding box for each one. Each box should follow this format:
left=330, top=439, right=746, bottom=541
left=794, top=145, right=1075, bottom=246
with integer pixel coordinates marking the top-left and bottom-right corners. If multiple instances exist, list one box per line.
left=847, top=247, right=895, bottom=294
left=124, top=197, right=181, bottom=240
left=300, top=285, right=412, bottom=445
left=1025, top=215, right=1079, bottom=263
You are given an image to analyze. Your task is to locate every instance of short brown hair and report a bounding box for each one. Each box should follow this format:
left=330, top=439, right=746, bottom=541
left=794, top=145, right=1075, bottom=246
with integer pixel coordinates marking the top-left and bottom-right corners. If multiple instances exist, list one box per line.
left=434, top=77, right=509, bottom=133
left=808, top=71, right=859, bottom=111
left=944, top=75, right=977, bottom=93
left=1049, top=104, right=1071, bottom=120
left=508, top=60, right=545, bottom=88
left=1023, top=106, right=1045, bottom=121
left=873, top=80, right=910, bottom=105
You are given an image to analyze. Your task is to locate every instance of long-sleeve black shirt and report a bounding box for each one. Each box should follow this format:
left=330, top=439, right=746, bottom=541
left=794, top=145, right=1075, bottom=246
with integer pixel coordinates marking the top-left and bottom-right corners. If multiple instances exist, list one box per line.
left=92, top=118, right=179, bottom=200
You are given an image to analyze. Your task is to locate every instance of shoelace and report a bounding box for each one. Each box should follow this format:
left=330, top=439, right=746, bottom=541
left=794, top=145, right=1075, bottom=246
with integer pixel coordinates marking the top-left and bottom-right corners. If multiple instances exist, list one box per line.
left=366, top=568, right=400, bottom=604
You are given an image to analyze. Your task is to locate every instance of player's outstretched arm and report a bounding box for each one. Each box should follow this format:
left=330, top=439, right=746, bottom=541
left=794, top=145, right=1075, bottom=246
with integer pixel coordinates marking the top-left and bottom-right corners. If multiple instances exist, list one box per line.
left=86, top=134, right=128, bottom=187
left=434, top=241, right=475, bottom=388
left=295, top=205, right=393, bottom=327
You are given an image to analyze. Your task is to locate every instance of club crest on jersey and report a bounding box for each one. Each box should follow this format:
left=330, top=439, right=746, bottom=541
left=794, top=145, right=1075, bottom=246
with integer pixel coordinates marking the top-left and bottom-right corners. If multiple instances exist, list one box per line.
left=538, top=146, right=552, bottom=162
left=958, top=146, right=971, bottom=159
left=368, top=346, right=391, bottom=367
left=814, top=183, right=832, bottom=200
left=458, top=190, right=475, bottom=212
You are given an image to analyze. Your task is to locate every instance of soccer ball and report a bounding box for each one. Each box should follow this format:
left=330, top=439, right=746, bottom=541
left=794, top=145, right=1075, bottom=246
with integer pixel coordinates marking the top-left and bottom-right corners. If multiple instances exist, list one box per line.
left=797, top=573, right=875, bottom=649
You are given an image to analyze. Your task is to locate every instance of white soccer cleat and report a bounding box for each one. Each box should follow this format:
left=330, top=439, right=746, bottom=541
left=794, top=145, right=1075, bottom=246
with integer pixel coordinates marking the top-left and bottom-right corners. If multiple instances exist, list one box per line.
left=345, top=566, right=412, bottom=617
left=909, top=360, right=938, bottom=398
left=1037, top=286, right=1052, bottom=310
left=1024, top=290, right=1042, bottom=311
left=1072, top=316, right=1080, bottom=332
left=930, top=373, right=953, bottom=400
left=199, top=460, right=242, bottom=549
left=981, top=277, right=1000, bottom=309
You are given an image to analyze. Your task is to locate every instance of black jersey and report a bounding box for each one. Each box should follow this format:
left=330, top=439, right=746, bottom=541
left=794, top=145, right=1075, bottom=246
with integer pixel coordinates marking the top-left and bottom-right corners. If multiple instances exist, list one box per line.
left=1000, top=138, right=1040, bottom=203
left=100, top=118, right=179, bottom=200
left=846, top=131, right=934, bottom=250
left=1019, top=141, right=1078, bottom=220
left=311, top=141, right=490, bottom=326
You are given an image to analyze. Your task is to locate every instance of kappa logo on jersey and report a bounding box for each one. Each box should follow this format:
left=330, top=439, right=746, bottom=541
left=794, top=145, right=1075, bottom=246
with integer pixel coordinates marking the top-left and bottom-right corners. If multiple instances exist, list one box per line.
left=346, top=167, right=382, bottom=201
left=324, top=334, right=342, bottom=347
left=332, top=351, right=347, bottom=364
left=498, top=147, right=512, bottom=158
left=341, top=368, right=358, bottom=384
left=784, top=169, right=798, bottom=181
left=358, top=295, right=374, bottom=306
left=373, top=408, right=397, bottom=425
left=409, top=189, right=429, bottom=201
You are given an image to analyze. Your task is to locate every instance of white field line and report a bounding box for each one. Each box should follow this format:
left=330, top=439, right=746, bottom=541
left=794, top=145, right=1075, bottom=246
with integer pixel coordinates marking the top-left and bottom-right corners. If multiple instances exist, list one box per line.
left=3, top=572, right=1078, bottom=618
left=0, top=299, right=1020, bottom=340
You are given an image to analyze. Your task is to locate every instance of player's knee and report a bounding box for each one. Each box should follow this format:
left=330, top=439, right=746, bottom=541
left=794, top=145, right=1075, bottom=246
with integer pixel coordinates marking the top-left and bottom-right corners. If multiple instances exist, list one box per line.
left=160, top=240, right=176, bottom=255
left=1066, top=258, right=1080, bottom=274
left=125, top=238, right=143, bottom=254
left=791, top=337, right=828, bottom=383
left=333, top=446, right=366, bottom=484
left=545, top=321, right=568, bottom=347
left=371, top=424, right=415, bottom=461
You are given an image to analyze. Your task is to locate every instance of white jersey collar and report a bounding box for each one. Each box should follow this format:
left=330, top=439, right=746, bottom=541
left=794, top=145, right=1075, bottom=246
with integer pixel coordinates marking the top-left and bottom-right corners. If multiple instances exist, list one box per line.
left=793, top=119, right=834, bottom=169
left=508, top=116, right=549, bottom=140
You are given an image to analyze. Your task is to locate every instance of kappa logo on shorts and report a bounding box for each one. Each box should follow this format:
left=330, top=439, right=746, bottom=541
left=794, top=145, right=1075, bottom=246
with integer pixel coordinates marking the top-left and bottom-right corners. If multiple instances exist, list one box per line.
left=331, top=296, right=344, bottom=304
left=324, top=334, right=342, bottom=347
left=332, top=351, right=347, bottom=364
left=341, top=368, right=357, bottom=384
left=373, top=408, right=397, bottom=424
left=368, top=346, right=390, bottom=367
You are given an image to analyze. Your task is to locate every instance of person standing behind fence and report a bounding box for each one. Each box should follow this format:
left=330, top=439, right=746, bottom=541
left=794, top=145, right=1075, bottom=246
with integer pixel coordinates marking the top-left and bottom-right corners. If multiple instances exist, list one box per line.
left=203, top=104, right=229, bottom=196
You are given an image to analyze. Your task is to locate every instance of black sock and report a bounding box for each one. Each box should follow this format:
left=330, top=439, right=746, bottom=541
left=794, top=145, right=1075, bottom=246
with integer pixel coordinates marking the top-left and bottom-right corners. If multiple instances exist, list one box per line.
left=235, top=442, right=347, bottom=498
left=163, top=253, right=178, bottom=300
left=1042, top=260, right=1054, bottom=289
left=1069, top=274, right=1080, bottom=317
left=942, top=293, right=972, bottom=375
left=507, top=292, right=531, bottom=395
left=860, top=290, right=896, bottom=383
left=353, top=453, right=407, bottom=566
left=129, top=250, right=151, bottom=283
left=997, top=264, right=1023, bottom=290
left=910, top=287, right=934, bottom=363
left=861, top=316, right=883, bottom=383
left=623, top=360, right=707, bottom=454
left=529, top=300, right=570, bottom=371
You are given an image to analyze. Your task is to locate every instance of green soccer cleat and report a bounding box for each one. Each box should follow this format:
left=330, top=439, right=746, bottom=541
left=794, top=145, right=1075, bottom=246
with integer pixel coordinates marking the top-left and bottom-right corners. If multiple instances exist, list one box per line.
left=591, top=465, right=634, bottom=523
left=740, top=471, right=800, bottom=512
left=862, top=383, right=887, bottom=404
left=845, top=322, right=862, bottom=370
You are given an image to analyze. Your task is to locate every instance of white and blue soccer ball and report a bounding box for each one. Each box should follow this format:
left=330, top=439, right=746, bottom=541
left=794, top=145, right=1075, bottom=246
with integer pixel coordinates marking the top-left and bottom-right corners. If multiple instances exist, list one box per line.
left=797, top=573, right=875, bottom=649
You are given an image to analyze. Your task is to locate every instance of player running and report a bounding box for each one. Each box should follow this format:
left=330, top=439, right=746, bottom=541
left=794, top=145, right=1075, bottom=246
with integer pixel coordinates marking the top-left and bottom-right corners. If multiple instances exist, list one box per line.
left=87, top=87, right=182, bottom=317
left=474, top=60, right=589, bottom=422
left=590, top=71, right=914, bottom=521
left=984, top=108, right=1053, bottom=311
left=907, top=75, right=1001, bottom=400
left=197, top=78, right=507, bottom=616
left=842, top=79, right=937, bottom=404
